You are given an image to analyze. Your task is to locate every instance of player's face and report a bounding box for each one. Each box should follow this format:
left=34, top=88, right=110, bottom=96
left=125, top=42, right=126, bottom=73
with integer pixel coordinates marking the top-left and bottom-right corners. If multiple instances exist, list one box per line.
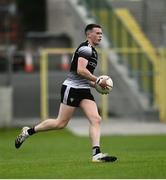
left=88, top=27, right=103, bottom=46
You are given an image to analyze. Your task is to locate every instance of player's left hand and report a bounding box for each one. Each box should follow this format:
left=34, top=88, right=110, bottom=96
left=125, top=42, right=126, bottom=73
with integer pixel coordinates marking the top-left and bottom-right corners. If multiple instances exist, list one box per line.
left=98, top=78, right=108, bottom=89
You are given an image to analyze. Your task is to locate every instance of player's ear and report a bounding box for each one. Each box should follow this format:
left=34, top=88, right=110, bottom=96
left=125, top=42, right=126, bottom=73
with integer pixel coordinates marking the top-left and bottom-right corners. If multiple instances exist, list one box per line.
left=86, top=30, right=91, bottom=38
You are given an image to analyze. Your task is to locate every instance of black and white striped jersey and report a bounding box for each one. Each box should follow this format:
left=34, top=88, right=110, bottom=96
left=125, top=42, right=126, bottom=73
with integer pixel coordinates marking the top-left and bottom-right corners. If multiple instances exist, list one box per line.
left=63, top=40, right=98, bottom=88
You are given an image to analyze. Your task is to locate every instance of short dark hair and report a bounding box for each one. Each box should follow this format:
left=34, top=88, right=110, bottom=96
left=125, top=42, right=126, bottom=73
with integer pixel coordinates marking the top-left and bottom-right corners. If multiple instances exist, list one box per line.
left=84, top=24, right=101, bottom=34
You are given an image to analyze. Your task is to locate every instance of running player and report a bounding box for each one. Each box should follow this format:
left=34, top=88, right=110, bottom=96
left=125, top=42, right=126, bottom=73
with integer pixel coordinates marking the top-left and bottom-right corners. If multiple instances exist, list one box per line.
left=15, top=24, right=117, bottom=163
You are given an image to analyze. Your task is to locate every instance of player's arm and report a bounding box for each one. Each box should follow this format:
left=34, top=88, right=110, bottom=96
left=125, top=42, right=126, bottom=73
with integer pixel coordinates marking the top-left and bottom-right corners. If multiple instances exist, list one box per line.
left=77, top=57, right=107, bottom=88
left=77, top=57, right=97, bottom=82
left=89, top=81, right=96, bottom=88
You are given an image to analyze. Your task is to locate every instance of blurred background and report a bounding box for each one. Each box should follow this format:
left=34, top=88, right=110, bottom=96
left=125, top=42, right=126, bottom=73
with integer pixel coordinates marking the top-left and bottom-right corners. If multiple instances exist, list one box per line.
left=0, top=0, right=166, bottom=127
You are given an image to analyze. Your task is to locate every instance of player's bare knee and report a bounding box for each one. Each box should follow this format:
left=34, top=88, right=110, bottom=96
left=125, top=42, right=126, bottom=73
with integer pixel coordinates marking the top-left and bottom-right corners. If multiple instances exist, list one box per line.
left=96, top=115, right=102, bottom=124
left=56, top=120, right=68, bottom=129
left=90, top=114, right=101, bottom=125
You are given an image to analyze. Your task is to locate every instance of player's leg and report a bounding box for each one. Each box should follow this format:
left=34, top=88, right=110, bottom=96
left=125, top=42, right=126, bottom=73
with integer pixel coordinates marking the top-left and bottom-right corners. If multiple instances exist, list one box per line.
left=80, top=99, right=117, bottom=162
left=80, top=99, right=101, bottom=147
left=15, top=103, right=76, bottom=148
left=34, top=103, right=76, bottom=132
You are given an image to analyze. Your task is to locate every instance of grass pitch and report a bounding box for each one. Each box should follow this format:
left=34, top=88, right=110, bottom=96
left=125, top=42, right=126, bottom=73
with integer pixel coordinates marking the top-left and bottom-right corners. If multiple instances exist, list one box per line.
left=0, top=128, right=166, bottom=179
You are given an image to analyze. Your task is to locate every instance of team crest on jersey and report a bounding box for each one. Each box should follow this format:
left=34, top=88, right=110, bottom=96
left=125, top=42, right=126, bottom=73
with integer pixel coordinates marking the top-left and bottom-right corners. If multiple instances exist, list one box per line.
left=70, top=98, right=74, bottom=102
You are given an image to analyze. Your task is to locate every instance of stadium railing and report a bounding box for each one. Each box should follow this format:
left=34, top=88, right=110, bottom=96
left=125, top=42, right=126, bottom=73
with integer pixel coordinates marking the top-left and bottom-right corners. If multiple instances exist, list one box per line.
left=39, top=48, right=166, bottom=123
left=40, top=48, right=109, bottom=121
left=80, top=0, right=159, bottom=106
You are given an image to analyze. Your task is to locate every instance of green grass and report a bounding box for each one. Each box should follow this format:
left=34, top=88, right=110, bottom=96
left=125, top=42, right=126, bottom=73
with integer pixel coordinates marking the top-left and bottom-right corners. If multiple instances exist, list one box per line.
left=0, top=128, right=166, bottom=179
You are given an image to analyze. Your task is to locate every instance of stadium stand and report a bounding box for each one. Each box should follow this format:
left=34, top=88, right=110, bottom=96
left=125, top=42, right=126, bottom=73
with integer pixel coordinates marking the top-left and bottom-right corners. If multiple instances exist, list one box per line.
left=1, top=0, right=165, bottom=126
left=42, top=0, right=162, bottom=120
left=109, top=0, right=166, bottom=47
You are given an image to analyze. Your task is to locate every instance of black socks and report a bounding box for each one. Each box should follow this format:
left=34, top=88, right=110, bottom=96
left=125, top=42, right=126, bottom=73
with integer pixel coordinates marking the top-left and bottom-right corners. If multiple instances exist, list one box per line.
left=92, top=146, right=101, bottom=156
left=27, top=127, right=36, bottom=136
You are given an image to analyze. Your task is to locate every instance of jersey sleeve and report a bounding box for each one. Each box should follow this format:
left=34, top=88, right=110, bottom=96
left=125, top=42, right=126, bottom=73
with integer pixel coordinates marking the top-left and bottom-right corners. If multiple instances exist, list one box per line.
left=77, top=46, right=92, bottom=60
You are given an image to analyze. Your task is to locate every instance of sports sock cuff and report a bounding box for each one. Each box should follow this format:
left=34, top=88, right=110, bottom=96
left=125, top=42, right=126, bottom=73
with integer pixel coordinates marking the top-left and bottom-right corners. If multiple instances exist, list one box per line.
left=27, top=127, right=36, bottom=135
left=92, top=146, right=101, bottom=156
left=93, top=146, right=100, bottom=149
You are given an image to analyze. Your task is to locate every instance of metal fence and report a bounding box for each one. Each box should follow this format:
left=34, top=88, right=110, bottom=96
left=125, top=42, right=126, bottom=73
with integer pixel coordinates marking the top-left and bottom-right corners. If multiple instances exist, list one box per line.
left=39, top=47, right=166, bottom=122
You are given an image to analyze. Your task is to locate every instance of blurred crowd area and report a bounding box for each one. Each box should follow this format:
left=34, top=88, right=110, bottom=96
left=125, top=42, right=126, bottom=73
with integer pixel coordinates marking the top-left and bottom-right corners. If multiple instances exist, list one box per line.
left=0, top=0, right=166, bottom=125
left=0, top=0, right=165, bottom=73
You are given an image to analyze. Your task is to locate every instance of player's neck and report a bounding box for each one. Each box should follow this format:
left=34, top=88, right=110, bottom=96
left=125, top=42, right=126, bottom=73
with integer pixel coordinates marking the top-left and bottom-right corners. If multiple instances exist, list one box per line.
left=87, top=39, right=96, bottom=48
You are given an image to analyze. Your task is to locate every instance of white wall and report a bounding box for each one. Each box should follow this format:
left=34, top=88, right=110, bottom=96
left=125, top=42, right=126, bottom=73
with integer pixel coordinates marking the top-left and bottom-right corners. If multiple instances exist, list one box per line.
left=0, top=87, right=13, bottom=127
